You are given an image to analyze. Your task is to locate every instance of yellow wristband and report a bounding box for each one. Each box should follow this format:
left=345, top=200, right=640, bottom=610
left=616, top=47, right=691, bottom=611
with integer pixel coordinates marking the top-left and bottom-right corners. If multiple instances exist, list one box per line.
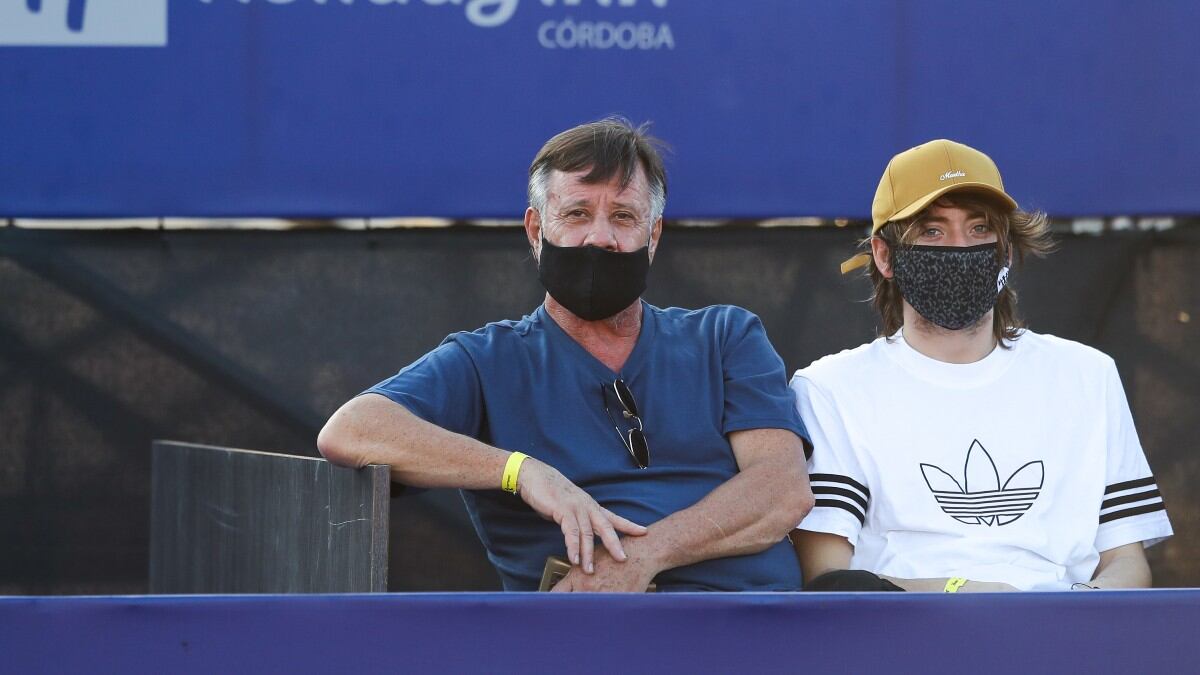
left=944, top=577, right=968, bottom=593
left=501, top=452, right=528, bottom=494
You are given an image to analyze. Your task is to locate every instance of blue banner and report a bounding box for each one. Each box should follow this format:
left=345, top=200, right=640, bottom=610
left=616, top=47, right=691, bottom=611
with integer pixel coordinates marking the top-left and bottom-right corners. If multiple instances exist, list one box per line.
left=4, top=592, right=1200, bottom=673
left=2, top=1, right=1199, bottom=218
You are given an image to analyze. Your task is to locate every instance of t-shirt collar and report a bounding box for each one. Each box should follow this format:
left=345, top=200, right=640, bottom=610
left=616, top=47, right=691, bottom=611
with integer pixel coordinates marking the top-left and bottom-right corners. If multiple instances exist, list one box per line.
left=535, top=300, right=656, bottom=380
left=883, top=327, right=1018, bottom=388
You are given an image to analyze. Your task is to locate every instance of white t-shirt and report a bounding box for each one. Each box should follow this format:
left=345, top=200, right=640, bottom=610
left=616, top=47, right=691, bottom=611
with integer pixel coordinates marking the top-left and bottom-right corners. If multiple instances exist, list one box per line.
left=791, top=330, right=1172, bottom=591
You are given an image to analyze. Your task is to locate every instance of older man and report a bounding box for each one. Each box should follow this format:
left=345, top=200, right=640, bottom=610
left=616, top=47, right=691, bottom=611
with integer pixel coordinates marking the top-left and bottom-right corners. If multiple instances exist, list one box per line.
left=791, top=139, right=1172, bottom=592
left=319, top=118, right=812, bottom=592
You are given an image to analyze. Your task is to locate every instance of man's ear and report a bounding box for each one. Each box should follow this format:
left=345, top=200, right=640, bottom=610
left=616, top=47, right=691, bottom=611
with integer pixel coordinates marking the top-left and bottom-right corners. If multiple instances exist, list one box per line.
left=647, top=217, right=663, bottom=261
left=870, top=237, right=893, bottom=278
left=524, top=207, right=542, bottom=260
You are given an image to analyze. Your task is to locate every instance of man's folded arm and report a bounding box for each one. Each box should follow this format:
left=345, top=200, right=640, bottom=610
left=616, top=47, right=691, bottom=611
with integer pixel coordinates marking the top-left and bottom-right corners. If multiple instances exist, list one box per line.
left=319, top=392, right=506, bottom=488
left=553, top=427, right=812, bottom=591
left=318, top=393, right=647, bottom=572
left=647, top=428, right=813, bottom=565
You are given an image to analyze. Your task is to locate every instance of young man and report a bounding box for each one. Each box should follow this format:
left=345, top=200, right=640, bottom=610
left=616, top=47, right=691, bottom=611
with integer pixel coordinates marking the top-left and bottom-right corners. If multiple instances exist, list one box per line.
left=791, top=139, right=1172, bottom=592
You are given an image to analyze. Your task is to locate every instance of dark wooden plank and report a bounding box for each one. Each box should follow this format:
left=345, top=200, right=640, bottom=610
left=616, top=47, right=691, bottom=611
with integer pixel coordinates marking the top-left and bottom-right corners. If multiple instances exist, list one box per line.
left=149, top=440, right=389, bottom=593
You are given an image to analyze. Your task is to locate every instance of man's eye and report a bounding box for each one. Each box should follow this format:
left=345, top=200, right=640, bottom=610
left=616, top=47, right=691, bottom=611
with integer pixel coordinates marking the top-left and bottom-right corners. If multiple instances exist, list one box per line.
left=972, top=223, right=990, bottom=233
left=923, top=228, right=941, bottom=237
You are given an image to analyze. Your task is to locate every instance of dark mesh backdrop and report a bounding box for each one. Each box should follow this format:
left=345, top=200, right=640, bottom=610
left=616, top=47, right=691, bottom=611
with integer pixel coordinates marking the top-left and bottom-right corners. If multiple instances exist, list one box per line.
left=1, top=224, right=1196, bottom=593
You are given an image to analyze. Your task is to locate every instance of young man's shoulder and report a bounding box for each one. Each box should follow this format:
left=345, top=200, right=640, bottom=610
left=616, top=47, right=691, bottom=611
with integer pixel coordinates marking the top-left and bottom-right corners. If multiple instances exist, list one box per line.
left=1012, top=330, right=1117, bottom=369
left=792, top=331, right=1119, bottom=393
left=790, top=336, right=888, bottom=393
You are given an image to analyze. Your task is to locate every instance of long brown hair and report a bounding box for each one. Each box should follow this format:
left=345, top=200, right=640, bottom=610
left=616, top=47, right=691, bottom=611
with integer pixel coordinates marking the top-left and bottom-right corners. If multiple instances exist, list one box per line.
left=865, top=190, right=1055, bottom=346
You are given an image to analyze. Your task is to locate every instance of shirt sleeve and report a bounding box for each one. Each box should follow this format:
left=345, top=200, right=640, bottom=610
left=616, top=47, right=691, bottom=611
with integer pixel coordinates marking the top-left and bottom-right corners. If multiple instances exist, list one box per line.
left=363, top=337, right=484, bottom=439
left=790, top=373, right=869, bottom=544
left=719, top=311, right=810, bottom=451
left=1094, top=359, right=1173, bottom=552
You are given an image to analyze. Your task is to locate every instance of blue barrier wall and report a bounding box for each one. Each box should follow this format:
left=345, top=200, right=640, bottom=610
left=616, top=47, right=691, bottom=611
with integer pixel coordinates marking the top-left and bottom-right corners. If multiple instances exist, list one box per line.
left=2, top=592, right=1199, bottom=673
left=2, top=1, right=1199, bottom=218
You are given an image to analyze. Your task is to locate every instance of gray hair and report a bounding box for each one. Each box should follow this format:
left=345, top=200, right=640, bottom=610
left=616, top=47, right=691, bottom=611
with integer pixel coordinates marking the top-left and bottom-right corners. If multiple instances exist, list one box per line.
left=528, top=165, right=665, bottom=228
left=527, top=117, right=668, bottom=228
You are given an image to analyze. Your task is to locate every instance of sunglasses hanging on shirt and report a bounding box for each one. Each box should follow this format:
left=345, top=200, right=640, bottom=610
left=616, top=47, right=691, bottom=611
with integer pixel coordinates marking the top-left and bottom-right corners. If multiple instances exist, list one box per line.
left=601, top=378, right=650, bottom=469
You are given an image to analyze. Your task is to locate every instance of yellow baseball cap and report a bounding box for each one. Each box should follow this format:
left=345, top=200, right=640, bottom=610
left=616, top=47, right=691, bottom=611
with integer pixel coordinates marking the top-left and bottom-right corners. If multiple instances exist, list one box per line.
left=841, top=139, right=1018, bottom=274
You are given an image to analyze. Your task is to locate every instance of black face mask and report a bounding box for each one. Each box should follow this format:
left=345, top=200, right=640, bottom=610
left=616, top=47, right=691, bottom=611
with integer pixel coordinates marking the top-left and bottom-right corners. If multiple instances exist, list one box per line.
left=891, top=243, right=1009, bottom=331
left=536, top=236, right=650, bottom=321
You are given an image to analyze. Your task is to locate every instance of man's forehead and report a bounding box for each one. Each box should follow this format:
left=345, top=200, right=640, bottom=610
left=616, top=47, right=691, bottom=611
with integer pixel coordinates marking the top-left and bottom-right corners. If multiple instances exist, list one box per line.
left=547, top=165, right=649, bottom=200
left=924, top=200, right=986, bottom=220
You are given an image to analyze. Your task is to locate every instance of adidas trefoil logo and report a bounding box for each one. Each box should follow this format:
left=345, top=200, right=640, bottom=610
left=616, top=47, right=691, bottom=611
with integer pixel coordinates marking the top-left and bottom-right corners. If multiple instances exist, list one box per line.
left=920, top=440, right=1043, bottom=526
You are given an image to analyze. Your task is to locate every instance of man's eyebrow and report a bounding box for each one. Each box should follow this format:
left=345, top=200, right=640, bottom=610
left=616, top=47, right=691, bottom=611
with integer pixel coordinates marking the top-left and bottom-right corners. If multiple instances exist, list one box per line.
left=609, top=199, right=644, bottom=211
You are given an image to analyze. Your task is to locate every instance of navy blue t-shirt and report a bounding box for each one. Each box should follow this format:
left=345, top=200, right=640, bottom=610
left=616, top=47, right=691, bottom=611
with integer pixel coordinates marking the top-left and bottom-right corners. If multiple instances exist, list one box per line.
left=368, top=302, right=808, bottom=591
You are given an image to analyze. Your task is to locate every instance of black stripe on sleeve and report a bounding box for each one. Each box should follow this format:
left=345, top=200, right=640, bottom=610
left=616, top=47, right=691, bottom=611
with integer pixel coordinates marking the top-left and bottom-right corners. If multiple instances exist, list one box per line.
left=814, top=498, right=866, bottom=525
left=809, top=473, right=871, bottom=498
left=812, top=485, right=869, bottom=511
left=1104, top=476, right=1156, bottom=495
left=1098, top=501, right=1166, bottom=524
left=1101, top=488, right=1161, bottom=511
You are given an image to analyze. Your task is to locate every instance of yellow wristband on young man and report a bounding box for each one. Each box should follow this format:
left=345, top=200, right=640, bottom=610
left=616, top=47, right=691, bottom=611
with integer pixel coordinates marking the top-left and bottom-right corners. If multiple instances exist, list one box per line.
left=944, top=577, right=968, bottom=593
left=501, top=452, right=529, bottom=494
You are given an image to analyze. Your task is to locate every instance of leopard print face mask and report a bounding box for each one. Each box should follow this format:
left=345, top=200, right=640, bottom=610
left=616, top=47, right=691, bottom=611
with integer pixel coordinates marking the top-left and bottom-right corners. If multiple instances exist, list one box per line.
left=891, top=243, right=1009, bottom=330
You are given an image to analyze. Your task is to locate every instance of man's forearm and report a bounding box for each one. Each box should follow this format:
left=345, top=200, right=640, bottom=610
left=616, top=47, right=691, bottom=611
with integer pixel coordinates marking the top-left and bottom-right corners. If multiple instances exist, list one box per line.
left=628, top=447, right=812, bottom=575
left=318, top=393, right=509, bottom=489
left=1090, top=544, right=1152, bottom=588
left=320, top=393, right=650, bottom=573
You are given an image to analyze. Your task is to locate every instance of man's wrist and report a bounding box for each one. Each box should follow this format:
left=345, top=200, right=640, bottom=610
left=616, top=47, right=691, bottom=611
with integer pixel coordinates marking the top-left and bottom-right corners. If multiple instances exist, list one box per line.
left=621, top=528, right=668, bottom=575
left=944, top=577, right=968, bottom=593
left=501, top=451, right=529, bottom=494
